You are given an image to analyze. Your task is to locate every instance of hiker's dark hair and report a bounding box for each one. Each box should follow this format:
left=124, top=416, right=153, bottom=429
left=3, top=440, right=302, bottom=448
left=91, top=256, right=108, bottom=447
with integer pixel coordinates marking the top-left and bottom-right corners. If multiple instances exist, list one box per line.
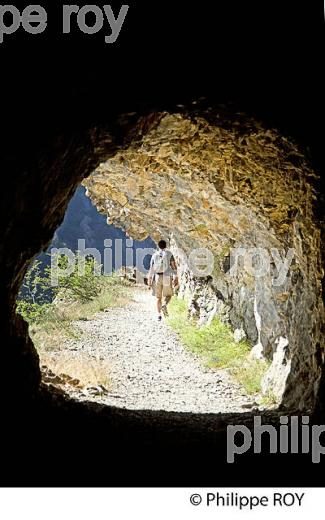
left=158, top=240, right=167, bottom=249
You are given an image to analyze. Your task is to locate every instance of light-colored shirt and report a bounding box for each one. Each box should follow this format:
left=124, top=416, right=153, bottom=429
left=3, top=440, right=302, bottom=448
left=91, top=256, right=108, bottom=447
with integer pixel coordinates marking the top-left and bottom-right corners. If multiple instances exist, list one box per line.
left=149, top=249, right=176, bottom=277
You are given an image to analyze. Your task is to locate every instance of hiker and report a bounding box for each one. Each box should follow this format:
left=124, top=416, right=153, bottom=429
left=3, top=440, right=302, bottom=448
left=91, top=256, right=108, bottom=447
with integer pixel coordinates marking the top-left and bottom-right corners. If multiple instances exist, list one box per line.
left=148, top=240, right=178, bottom=321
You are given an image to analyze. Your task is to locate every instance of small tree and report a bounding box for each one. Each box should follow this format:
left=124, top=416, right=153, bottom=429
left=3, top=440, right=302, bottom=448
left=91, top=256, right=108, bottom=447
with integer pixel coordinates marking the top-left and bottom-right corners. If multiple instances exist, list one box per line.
left=44, top=253, right=103, bottom=303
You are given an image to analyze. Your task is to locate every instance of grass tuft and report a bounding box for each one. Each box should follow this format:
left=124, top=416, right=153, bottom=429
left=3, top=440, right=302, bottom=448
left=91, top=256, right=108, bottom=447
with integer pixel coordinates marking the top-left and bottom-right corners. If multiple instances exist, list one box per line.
left=167, top=297, right=269, bottom=395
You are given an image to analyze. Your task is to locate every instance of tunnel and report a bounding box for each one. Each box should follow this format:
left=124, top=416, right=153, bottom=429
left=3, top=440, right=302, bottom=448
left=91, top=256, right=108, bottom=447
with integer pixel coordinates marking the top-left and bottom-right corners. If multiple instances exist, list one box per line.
left=0, top=99, right=324, bottom=486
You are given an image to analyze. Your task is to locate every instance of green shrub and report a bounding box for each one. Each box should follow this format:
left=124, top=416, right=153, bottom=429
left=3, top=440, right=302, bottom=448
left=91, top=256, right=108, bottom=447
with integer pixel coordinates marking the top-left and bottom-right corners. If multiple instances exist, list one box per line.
left=16, top=300, right=51, bottom=325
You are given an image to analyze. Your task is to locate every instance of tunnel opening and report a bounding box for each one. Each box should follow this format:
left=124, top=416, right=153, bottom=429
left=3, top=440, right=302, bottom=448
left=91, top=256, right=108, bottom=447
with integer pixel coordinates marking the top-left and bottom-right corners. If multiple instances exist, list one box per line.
left=13, top=103, right=324, bottom=419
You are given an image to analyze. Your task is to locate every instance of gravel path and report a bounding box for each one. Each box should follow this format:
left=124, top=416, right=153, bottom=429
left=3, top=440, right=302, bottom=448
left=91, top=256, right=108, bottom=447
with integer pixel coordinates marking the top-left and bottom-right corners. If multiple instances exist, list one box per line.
left=65, top=288, right=255, bottom=413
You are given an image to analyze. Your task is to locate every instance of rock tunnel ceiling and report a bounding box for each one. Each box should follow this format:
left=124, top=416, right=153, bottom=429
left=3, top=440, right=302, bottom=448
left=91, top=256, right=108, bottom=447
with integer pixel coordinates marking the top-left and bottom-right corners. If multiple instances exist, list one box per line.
left=83, top=108, right=324, bottom=411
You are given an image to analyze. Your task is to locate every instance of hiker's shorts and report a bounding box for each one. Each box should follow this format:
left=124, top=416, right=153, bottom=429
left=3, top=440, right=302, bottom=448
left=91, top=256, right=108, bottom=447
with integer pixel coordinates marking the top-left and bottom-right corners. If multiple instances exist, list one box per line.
left=152, top=274, right=173, bottom=299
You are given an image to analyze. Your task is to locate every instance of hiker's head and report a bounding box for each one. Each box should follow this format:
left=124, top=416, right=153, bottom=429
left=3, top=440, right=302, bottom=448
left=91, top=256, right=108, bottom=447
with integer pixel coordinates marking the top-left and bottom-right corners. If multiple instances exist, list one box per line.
left=158, top=240, right=167, bottom=250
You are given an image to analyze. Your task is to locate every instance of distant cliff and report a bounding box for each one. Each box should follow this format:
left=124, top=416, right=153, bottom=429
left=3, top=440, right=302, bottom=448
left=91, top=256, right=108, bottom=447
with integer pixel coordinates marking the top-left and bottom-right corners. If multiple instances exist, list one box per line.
left=43, top=186, right=156, bottom=271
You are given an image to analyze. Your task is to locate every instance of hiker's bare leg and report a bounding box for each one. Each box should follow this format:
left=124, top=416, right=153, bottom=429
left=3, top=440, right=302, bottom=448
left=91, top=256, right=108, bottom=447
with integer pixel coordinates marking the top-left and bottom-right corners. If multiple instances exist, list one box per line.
left=164, top=295, right=172, bottom=308
left=161, top=294, right=172, bottom=317
left=157, top=297, right=162, bottom=314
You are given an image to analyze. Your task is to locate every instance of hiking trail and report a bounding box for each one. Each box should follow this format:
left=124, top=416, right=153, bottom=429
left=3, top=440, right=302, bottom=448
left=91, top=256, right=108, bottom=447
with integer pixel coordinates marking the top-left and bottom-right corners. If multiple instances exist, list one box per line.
left=64, top=288, right=256, bottom=413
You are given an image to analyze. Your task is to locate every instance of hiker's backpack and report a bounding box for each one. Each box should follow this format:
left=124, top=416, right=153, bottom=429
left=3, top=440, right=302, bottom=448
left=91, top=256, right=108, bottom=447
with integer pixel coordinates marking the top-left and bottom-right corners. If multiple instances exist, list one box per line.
left=154, top=250, right=169, bottom=273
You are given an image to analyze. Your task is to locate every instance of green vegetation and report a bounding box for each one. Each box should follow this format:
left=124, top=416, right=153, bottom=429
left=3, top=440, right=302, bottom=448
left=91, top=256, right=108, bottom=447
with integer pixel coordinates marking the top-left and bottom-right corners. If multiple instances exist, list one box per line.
left=16, top=254, right=132, bottom=332
left=17, top=254, right=105, bottom=325
left=167, top=297, right=269, bottom=395
left=258, top=391, right=278, bottom=407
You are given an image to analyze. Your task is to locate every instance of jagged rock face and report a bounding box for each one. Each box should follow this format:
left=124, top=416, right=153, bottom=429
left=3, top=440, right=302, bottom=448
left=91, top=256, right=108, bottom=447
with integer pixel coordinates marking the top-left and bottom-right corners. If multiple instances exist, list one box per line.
left=83, top=109, right=324, bottom=410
